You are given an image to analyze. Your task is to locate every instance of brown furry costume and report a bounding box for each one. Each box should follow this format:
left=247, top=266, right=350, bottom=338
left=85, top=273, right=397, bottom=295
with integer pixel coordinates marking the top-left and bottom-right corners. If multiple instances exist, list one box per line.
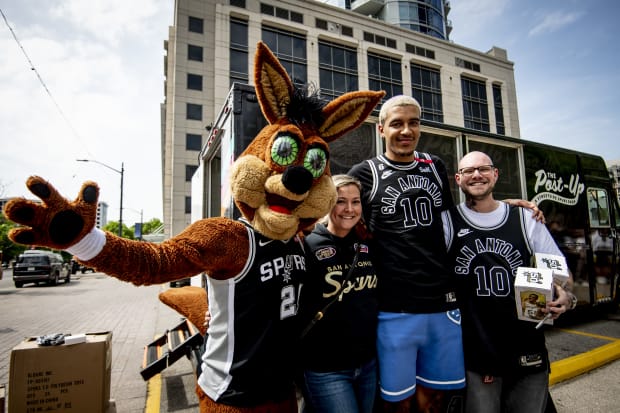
left=4, top=42, right=384, bottom=413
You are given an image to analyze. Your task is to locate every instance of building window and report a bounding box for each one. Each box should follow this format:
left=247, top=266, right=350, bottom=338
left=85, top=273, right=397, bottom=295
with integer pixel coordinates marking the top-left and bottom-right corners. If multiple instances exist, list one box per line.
left=230, top=0, right=245, bottom=8
left=262, top=26, right=307, bottom=85
left=230, top=18, right=249, bottom=86
left=187, top=73, right=203, bottom=91
left=185, top=196, right=191, bottom=214
left=290, top=11, right=303, bottom=23
left=261, top=3, right=274, bottom=15
left=188, top=44, right=203, bottom=62
left=455, top=57, right=481, bottom=73
left=363, top=31, right=397, bottom=49
left=275, top=6, right=288, bottom=19
left=185, top=164, right=198, bottom=182
left=461, top=77, right=489, bottom=132
left=260, top=3, right=303, bottom=24
left=411, top=63, right=443, bottom=122
left=368, top=53, right=403, bottom=101
left=316, top=18, right=328, bottom=30
left=318, top=41, right=358, bottom=101
left=186, top=133, right=202, bottom=151
left=406, top=43, right=435, bottom=60
left=341, top=26, right=353, bottom=36
left=493, top=84, right=505, bottom=135
left=467, top=141, right=522, bottom=200
left=315, top=18, right=353, bottom=38
left=187, top=103, right=202, bottom=121
left=188, top=16, right=203, bottom=34
left=389, top=0, right=446, bottom=39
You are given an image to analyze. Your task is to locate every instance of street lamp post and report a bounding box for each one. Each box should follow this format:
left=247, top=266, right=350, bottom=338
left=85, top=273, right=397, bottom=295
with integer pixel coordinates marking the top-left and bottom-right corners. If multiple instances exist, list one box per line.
left=77, top=159, right=124, bottom=237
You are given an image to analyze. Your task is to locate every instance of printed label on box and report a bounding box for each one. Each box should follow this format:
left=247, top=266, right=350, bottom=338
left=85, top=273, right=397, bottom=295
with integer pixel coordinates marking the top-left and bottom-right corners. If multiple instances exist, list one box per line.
left=514, top=267, right=554, bottom=325
left=534, top=253, right=569, bottom=284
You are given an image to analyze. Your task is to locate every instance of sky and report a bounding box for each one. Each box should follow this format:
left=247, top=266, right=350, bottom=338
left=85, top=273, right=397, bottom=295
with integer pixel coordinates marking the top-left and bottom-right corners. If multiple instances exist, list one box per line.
left=0, top=0, right=173, bottom=224
left=1, top=0, right=619, bottom=224
left=448, top=0, right=620, bottom=162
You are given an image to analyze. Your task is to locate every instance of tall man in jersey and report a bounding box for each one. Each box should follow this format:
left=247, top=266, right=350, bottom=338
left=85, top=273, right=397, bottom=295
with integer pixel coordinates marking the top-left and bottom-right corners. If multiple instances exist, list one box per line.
left=442, top=151, right=576, bottom=412
left=349, top=95, right=465, bottom=413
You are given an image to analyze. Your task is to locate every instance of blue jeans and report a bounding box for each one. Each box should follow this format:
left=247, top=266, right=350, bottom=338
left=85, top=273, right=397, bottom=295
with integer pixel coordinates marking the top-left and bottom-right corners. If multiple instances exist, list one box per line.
left=465, top=369, right=549, bottom=413
left=302, top=358, right=377, bottom=413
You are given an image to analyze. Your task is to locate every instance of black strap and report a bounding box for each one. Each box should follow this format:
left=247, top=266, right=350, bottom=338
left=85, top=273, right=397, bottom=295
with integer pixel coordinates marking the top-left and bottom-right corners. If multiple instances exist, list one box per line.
left=300, top=243, right=361, bottom=339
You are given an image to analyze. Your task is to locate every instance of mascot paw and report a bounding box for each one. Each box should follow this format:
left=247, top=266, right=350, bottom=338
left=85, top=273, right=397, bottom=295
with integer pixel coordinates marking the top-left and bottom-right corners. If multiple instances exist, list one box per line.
left=3, top=176, right=100, bottom=249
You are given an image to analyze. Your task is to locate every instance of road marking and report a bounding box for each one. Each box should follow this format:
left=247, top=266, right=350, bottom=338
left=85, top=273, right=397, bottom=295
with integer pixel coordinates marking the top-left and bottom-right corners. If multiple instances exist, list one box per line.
left=556, top=327, right=618, bottom=341
left=144, top=373, right=161, bottom=413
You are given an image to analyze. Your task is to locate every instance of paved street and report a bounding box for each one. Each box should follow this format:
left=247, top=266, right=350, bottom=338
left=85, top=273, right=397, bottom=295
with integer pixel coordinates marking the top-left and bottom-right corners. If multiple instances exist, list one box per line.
left=0, top=268, right=189, bottom=413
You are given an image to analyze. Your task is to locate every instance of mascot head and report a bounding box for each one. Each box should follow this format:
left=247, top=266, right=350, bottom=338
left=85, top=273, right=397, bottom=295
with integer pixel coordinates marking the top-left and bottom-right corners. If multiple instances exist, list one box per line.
left=231, top=42, right=384, bottom=240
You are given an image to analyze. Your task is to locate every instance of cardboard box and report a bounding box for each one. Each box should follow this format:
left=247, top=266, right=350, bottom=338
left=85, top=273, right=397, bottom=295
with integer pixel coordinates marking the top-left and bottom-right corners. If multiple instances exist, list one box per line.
left=514, top=267, right=554, bottom=325
left=9, top=331, right=112, bottom=413
left=534, top=252, right=569, bottom=285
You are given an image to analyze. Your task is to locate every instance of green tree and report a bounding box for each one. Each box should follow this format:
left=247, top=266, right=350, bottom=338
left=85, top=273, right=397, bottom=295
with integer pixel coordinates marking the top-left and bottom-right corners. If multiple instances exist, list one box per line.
left=0, top=214, right=26, bottom=264
left=103, top=221, right=135, bottom=239
left=140, top=218, right=163, bottom=235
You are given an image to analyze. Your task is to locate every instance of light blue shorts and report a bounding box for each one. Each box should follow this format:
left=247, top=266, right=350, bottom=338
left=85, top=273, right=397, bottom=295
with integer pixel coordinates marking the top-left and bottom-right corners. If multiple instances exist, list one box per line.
left=377, top=310, right=465, bottom=402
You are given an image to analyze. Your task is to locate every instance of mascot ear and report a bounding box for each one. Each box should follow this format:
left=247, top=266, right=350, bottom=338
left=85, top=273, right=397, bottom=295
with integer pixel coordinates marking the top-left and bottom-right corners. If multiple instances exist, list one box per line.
left=320, top=90, right=385, bottom=142
left=254, top=41, right=294, bottom=124
left=253, top=40, right=385, bottom=141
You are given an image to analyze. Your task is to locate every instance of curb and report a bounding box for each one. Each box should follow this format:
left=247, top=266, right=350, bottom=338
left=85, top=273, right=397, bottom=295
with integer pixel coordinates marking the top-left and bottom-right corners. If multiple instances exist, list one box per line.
left=549, top=335, right=620, bottom=385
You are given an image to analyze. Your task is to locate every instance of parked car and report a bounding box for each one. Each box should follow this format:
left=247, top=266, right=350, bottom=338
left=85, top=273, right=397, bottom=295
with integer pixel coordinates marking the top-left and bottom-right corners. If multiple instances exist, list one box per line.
left=70, top=258, right=94, bottom=274
left=70, top=259, right=80, bottom=274
left=80, top=265, right=95, bottom=273
left=13, top=250, right=71, bottom=288
left=170, top=277, right=191, bottom=288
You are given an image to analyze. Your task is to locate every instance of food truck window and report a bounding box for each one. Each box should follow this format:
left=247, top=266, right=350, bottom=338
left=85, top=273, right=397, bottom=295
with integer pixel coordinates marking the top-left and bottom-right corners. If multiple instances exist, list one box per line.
left=587, top=188, right=610, bottom=227
left=418, top=132, right=460, bottom=202
left=466, top=140, right=522, bottom=201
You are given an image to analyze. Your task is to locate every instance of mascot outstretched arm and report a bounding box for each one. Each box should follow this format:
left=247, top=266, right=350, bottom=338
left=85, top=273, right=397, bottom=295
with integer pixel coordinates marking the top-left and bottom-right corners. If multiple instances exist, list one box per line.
left=4, top=42, right=384, bottom=413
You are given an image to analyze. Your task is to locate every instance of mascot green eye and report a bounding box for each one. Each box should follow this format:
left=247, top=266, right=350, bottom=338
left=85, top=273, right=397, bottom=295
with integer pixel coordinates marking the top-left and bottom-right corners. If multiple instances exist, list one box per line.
left=271, top=135, right=299, bottom=166
left=304, top=148, right=327, bottom=178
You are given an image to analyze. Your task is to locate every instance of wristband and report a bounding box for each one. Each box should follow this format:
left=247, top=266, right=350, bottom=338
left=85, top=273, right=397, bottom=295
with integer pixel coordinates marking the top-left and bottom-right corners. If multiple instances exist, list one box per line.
left=567, top=291, right=578, bottom=310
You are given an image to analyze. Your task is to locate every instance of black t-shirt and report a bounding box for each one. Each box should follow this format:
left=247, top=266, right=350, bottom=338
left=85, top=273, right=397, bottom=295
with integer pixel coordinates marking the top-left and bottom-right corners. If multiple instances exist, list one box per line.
left=300, top=224, right=378, bottom=372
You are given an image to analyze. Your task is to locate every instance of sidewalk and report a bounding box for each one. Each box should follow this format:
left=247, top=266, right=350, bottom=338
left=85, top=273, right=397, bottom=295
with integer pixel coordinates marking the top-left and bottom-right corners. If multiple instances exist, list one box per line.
left=142, top=290, right=201, bottom=413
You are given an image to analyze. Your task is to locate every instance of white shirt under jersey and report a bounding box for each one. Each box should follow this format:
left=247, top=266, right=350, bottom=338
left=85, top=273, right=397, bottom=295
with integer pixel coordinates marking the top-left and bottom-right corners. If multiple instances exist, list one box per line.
left=442, top=201, right=562, bottom=257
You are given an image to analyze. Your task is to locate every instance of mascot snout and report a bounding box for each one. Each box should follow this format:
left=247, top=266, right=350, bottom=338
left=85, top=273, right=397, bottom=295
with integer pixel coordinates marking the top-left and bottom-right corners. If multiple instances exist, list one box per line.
left=282, top=165, right=313, bottom=195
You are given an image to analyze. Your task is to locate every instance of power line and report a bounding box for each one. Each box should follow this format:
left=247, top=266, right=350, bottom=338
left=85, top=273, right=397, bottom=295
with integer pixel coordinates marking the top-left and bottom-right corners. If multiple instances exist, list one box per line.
left=0, top=7, right=91, bottom=154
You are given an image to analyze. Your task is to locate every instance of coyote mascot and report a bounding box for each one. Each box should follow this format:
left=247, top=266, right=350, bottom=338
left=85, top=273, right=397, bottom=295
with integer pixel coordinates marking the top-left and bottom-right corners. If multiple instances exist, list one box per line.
left=4, top=42, right=384, bottom=413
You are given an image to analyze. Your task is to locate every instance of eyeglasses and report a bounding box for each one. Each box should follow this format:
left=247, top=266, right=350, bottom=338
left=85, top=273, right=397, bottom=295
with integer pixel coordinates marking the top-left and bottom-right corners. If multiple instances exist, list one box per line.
left=458, top=165, right=496, bottom=176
